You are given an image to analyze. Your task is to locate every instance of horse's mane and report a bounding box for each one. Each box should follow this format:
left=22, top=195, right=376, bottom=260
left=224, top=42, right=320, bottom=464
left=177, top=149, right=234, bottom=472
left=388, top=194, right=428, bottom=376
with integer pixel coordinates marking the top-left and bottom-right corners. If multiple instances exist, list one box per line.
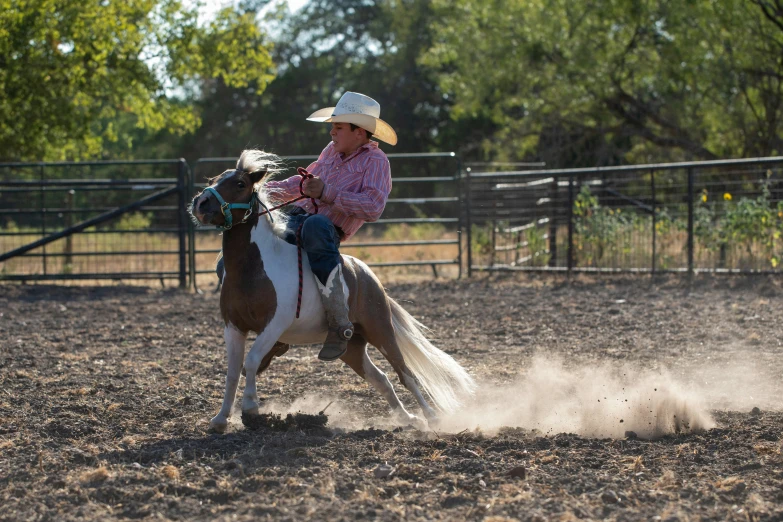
left=236, top=149, right=292, bottom=238
left=237, top=149, right=282, bottom=183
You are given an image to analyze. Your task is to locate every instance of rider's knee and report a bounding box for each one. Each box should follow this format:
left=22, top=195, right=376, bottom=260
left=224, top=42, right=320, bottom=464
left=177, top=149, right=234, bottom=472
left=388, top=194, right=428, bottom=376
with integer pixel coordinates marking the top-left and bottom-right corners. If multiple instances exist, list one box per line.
left=303, top=214, right=331, bottom=233
left=301, top=215, right=338, bottom=249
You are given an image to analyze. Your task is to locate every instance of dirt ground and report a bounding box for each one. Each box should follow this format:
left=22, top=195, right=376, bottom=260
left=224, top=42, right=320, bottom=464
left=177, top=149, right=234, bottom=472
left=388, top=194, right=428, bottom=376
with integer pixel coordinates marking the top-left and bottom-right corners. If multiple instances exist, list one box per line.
left=1, top=273, right=782, bottom=521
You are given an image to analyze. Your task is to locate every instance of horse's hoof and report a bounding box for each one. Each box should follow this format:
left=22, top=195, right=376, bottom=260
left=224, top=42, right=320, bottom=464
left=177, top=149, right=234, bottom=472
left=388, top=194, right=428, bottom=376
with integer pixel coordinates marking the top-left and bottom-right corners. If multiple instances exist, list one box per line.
left=209, top=419, right=228, bottom=434
left=425, top=416, right=441, bottom=430
left=424, top=411, right=440, bottom=425
left=240, top=410, right=265, bottom=430
left=394, top=410, right=428, bottom=430
left=242, top=405, right=259, bottom=416
left=411, top=415, right=430, bottom=431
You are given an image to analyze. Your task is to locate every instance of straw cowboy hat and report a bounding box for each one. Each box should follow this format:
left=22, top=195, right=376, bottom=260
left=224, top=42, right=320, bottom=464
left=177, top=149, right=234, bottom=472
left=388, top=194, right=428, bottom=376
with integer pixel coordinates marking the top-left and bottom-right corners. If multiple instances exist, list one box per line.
left=307, top=92, right=398, bottom=146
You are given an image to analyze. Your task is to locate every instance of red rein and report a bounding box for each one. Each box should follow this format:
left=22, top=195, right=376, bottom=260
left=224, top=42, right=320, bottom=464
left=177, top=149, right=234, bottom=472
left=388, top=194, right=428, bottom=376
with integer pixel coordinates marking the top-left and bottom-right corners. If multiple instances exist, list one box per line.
left=255, top=167, right=318, bottom=216
left=294, top=167, right=317, bottom=319
left=256, top=167, right=318, bottom=319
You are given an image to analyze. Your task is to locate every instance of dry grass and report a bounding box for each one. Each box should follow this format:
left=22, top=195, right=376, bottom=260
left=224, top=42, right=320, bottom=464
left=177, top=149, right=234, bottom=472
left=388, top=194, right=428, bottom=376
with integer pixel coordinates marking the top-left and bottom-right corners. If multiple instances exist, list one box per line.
left=655, top=470, right=681, bottom=490
left=160, top=465, right=180, bottom=480
left=480, top=221, right=782, bottom=271
left=632, top=455, right=644, bottom=473
left=1, top=224, right=460, bottom=282
left=539, top=454, right=559, bottom=464
left=753, top=443, right=781, bottom=456
left=622, top=455, right=645, bottom=472
left=425, top=449, right=446, bottom=461
left=79, top=466, right=110, bottom=483
left=715, top=476, right=746, bottom=491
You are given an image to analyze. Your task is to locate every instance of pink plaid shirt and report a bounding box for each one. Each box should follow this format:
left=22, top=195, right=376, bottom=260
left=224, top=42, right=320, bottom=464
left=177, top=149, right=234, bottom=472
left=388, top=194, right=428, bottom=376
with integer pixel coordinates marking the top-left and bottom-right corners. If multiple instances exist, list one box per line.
left=265, top=141, right=392, bottom=241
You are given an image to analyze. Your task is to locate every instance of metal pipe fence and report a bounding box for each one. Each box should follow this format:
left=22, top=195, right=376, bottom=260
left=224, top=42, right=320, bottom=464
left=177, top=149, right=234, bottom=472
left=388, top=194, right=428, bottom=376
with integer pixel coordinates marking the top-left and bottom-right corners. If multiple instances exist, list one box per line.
left=0, top=160, right=190, bottom=285
left=466, top=157, right=783, bottom=275
left=189, top=153, right=462, bottom=291
left=3, top=155, right=781, bottom=285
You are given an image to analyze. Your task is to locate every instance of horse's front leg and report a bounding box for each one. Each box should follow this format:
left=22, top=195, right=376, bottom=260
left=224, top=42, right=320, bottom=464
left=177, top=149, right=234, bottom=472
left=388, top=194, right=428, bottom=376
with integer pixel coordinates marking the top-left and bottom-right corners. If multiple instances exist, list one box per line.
left=209, top=324, right=246, bottom=433
left=241, top=324, right=287, bottom=415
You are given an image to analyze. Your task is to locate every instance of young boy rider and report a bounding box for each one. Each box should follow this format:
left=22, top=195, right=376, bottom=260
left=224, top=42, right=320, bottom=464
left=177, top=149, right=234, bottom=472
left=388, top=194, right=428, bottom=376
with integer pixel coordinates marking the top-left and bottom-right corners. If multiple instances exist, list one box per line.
left=264, top=91, right=397, bottom=361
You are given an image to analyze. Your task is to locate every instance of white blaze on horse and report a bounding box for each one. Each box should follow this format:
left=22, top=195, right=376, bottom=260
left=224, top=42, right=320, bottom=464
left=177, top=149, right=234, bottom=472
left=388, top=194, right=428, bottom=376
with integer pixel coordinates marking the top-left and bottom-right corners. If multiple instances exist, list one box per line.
left=190, top=150, right=475, bottom=433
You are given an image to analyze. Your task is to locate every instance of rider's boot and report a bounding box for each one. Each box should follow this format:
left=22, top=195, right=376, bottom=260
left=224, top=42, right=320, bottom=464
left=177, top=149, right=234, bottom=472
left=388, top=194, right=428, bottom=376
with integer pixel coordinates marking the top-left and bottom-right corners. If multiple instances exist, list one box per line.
left=315, top=264, right=353, bottom=361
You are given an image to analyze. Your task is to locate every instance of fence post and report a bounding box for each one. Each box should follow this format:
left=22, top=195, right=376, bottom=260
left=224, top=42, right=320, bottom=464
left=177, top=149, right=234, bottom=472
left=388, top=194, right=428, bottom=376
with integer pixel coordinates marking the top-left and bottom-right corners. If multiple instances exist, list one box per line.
left=490, top=219, right=496, bottom=268
left=189, top=161, right=198, bottom=291
left=567, top=175, right=575, bottom=275
left=65, top=189, right=74, bottom=267
left=455, top=154, right=463, bottom=279
left=650, top=169, right=656, bottom=275
left=687, top=167, right=694, bottom=274
left=549, top=178, right=558, bottom=268
left=40, top=164, right=47, bottom=276
left=177, top=159, right=188, bottom=289
left=465, top=167, right=473, bottom=277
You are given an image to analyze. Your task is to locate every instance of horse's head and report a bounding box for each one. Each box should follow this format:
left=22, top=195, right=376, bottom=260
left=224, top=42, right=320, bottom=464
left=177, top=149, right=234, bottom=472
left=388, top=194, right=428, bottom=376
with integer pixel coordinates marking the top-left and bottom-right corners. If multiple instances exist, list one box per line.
left=190, top=150, right=281, bottom=230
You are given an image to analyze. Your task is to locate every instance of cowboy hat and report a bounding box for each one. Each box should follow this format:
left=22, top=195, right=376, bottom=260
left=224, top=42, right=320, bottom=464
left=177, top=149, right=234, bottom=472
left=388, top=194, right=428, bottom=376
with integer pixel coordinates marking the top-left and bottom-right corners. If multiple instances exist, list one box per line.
left=306, top=92, right=397, bottom=146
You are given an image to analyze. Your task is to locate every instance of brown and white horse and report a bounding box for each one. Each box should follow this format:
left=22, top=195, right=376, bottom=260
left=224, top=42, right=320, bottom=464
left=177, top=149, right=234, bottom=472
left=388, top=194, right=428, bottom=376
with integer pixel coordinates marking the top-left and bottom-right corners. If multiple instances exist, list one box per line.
left=190, top=150, right=475, bottom=433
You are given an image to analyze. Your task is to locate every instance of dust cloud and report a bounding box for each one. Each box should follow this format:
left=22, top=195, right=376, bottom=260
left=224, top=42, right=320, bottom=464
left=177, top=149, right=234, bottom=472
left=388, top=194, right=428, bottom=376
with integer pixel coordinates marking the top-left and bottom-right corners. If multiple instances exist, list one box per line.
left=677, top=355, right=783, bottom=412
left=441, top=352, right=781, bottom=439
left=436, top=355, right=716, bottom=439
left=243, top=352, right=781, bottom=440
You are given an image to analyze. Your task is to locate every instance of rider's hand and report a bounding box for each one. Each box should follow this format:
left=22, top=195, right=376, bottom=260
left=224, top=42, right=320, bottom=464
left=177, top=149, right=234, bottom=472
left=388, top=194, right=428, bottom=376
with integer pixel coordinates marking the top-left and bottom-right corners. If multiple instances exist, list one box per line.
left=302, top=177, right=325, bottom=199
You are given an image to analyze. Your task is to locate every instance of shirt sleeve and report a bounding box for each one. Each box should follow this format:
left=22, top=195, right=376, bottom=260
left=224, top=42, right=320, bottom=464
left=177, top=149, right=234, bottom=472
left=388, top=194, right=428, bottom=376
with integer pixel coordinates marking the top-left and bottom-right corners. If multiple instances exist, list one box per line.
left=264, top=144, right=331, bottom=203
left=263, top=175, right=301, bottom=203
left=320, top=156, right=391, bottom=222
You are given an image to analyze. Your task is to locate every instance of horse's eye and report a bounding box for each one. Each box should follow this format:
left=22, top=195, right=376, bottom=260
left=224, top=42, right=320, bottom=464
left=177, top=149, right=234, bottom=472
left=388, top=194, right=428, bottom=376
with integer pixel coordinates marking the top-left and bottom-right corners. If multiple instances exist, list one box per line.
left=237, top=181, right=246, bottom=189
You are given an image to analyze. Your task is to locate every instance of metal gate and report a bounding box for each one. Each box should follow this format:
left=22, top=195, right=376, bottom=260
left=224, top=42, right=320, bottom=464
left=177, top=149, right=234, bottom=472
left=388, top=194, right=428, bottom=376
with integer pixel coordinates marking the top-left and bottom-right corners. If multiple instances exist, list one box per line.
left=0, top=160, right=190, bottom=286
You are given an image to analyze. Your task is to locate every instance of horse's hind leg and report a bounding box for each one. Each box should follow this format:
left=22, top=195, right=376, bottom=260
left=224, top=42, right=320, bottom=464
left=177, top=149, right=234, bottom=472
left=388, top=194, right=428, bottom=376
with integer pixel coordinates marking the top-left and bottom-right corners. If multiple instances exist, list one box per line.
left=394, top=364, right=438, bottom=422
left=340, top=334, right=425, bottom=427
left=361, top=325, right=439, bottom=422
left=210, top=324, right=247, bottom=433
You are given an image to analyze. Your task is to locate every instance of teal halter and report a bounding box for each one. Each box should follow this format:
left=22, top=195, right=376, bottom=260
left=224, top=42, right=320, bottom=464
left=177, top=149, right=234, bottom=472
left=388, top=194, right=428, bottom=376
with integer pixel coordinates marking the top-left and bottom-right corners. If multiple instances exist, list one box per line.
left=204, top=186, right=260, bottom=230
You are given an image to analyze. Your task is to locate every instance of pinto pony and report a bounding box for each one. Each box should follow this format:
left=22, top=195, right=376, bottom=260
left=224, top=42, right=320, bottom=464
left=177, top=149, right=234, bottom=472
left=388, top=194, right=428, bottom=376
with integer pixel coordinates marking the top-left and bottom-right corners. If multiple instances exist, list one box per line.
left=190, top=150, right=475, bottom=433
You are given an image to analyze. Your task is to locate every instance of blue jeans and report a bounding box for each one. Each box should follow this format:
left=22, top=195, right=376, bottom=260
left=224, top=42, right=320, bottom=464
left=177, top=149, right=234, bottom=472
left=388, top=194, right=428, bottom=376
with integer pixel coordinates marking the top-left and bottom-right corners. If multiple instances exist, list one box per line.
left=280, top=212, right=342, bottom=285
left=216, top=211, right=342, bottom=286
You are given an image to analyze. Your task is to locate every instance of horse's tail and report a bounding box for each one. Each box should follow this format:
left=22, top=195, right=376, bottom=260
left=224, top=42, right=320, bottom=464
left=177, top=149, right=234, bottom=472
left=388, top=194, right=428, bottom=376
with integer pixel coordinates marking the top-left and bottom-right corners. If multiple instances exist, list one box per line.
left=388, top=297, right=476, bottom=414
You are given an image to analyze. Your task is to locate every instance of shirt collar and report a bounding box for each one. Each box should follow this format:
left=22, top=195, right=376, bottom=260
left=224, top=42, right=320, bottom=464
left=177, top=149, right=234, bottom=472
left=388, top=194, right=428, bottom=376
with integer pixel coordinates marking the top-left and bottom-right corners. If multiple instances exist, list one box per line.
left=339, top=140, right=377, bottom=161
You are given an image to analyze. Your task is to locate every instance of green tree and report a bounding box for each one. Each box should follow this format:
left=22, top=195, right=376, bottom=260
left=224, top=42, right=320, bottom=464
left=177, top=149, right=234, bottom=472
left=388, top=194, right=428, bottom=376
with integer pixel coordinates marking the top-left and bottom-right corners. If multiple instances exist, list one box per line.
left=0, top=0, right=275, bottom=161
left=172, top=0, right=490, bottom=161
left=422, top=0, right=783, bottom=166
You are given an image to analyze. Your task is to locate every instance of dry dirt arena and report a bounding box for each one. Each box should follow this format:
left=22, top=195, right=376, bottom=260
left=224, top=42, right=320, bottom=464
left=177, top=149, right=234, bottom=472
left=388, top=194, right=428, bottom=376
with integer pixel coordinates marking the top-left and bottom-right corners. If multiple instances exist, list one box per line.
left=1, top=274, right=782, bottom=522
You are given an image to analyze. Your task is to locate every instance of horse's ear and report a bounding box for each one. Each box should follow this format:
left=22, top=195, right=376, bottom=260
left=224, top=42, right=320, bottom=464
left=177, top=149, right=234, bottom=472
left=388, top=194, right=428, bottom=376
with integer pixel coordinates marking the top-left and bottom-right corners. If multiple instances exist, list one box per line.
left=249, top=169, right=267, bottom=184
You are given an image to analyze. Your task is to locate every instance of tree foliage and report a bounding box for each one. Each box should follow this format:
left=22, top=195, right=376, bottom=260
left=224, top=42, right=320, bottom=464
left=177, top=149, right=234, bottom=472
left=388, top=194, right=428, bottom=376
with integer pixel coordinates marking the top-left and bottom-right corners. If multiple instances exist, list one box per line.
left=422, top=0, right=783, bottom=165
left=172, top=0, right=466, bottom=161
left=0, top=0, right=275, bottom=161
left=5, top=0, right=781, bottom=166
